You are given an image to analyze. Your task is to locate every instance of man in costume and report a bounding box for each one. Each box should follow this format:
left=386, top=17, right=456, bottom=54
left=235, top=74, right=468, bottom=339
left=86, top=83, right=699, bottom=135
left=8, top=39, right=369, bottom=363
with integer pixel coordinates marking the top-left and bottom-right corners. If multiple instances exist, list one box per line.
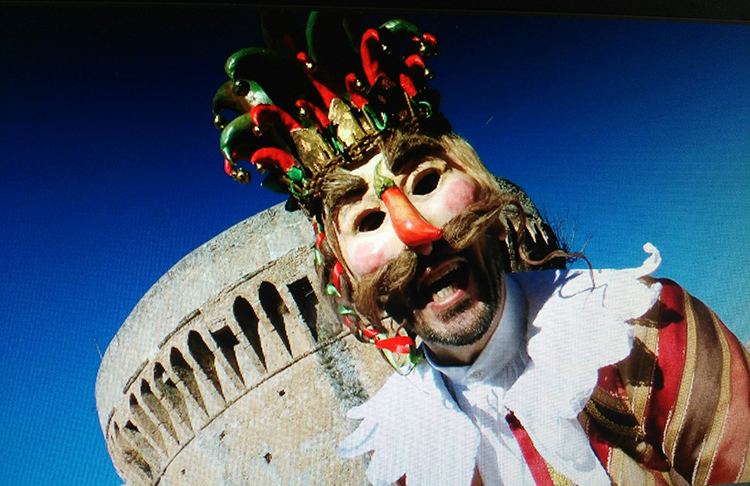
left=213, top=12, right=750, bottom=486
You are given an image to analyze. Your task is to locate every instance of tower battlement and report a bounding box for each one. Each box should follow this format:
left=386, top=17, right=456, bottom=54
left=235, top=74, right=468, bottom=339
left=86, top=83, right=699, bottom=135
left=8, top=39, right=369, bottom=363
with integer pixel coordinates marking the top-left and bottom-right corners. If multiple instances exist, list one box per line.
left=95, top=204, right=391, bottom=485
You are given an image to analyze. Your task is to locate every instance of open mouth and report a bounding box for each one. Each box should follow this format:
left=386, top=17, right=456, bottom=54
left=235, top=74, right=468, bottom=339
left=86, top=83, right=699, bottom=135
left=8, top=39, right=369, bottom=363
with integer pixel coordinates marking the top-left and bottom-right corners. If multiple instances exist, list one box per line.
left=416, top=258, right=471, bottom=306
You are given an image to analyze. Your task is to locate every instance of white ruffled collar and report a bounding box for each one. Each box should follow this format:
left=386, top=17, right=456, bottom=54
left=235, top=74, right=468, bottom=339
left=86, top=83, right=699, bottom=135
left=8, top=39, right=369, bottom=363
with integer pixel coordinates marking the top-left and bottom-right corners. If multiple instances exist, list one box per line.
left=338, top=244, right=664, bottom=486
left=504, top=243, right=662, bottom=485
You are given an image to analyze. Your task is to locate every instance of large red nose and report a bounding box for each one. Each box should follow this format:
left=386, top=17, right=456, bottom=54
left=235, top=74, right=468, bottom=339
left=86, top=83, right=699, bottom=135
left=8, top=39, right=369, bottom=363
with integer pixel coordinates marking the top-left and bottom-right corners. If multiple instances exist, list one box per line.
left=380, top=186, right=443, bottom=247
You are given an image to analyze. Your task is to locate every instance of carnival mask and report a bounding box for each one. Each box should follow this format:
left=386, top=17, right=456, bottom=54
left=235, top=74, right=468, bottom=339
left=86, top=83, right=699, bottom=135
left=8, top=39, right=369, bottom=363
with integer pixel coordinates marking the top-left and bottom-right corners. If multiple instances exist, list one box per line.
left=213, top=12, right=567, bottom=372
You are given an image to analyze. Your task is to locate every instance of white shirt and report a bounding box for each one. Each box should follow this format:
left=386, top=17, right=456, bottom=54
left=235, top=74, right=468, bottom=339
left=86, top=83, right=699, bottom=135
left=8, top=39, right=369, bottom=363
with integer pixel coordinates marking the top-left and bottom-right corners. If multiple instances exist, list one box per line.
left=426, top=276, right=535, bottom=485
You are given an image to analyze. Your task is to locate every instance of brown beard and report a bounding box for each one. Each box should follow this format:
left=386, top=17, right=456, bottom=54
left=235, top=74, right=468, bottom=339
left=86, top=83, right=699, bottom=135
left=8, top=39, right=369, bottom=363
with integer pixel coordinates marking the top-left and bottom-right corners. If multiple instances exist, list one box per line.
left=352, top=191, right=514, bottom=334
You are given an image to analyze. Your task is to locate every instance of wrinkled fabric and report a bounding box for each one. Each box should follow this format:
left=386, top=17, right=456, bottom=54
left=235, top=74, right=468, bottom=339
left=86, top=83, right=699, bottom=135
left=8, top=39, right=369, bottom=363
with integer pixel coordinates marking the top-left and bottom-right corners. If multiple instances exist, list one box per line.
left=337, top=364, right=481, bottom=486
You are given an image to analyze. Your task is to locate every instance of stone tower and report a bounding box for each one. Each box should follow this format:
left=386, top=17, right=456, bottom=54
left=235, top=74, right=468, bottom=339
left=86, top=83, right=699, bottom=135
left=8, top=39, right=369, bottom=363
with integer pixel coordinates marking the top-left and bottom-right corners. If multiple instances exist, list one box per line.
left=95, top=203, right=393, bottom=485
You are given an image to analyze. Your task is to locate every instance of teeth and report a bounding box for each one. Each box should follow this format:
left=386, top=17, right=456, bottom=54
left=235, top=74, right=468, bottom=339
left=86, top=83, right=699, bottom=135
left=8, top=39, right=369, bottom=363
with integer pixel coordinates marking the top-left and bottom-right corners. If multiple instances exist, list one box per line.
left=422, top=261, right=460, bottom=287
left=433, top=285, right=457, bottom=303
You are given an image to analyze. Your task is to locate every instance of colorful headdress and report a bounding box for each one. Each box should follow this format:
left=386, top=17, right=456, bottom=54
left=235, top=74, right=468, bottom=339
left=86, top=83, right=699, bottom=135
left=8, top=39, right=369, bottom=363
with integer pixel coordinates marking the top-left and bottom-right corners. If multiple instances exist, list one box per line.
left=213, top=12, right=566, bottom=373
left=213, top=11, right=448, bottom=219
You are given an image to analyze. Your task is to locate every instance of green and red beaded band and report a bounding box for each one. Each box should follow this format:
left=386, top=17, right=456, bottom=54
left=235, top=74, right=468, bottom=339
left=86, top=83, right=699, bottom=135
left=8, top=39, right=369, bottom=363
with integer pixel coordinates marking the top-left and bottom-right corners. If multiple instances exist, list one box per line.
left=313, top=221, right=423, bottom=374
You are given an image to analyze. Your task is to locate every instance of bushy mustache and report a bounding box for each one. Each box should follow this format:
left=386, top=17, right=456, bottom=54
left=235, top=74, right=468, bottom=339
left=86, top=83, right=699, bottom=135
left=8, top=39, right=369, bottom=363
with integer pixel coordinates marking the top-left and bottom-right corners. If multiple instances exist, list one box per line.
left=353, top=195, right=512, bottom=329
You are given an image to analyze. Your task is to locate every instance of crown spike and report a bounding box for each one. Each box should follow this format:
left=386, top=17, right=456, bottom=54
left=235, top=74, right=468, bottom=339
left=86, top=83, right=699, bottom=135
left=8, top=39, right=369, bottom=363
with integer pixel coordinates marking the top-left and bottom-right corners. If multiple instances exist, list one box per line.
left=220, top=113, right=257, bottom=163
left=421, top=33, right=438, bottom=52
left=399, top=71, right=417, bottom=98
left=220, top=113, right=289, bottom=160
left=295, top=99, right=330, bottom=130
left=361, top=29, right=390, bottom=88
left=251, top=147, right=297, bottom=172
left=404, top=54, right=426, bottom=83
left=250, top=104, right=302, bottom=134
left=345, top=73, right=369, bottom=109
left=212, top=79, right=275, bottom=129
left=296, top=52, right=345, bottom=109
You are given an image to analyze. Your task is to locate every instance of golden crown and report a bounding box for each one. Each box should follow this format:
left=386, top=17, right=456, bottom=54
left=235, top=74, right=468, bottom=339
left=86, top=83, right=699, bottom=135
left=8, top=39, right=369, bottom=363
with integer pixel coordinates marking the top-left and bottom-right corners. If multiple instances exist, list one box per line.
left=212, top=12, right=449, bottom=218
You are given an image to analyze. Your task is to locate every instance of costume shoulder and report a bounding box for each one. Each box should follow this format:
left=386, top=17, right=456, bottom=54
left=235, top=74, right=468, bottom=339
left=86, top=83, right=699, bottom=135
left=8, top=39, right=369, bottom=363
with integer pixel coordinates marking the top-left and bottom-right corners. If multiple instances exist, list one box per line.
left=585, top=278, right=750, bottom=485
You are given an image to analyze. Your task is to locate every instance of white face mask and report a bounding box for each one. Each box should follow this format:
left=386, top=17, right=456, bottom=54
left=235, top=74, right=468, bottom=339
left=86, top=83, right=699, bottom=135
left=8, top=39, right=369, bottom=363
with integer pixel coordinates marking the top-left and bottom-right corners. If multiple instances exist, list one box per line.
left=333, top=149, right=507, bottom=356
left=336, top=152, right=481, bottom=278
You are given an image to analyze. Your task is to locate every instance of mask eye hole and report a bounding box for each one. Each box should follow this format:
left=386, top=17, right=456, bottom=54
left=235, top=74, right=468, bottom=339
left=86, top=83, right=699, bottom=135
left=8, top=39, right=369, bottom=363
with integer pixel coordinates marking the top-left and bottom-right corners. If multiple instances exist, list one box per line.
left=357, top=211, right=386, bottom=232
left=412, top=171, right=441, bottom=195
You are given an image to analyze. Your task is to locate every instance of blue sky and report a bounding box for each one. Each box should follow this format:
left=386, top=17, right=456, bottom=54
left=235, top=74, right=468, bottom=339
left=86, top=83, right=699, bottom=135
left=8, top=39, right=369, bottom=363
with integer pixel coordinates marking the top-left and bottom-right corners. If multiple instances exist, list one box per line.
left=1, top=6, right=749, bottom=485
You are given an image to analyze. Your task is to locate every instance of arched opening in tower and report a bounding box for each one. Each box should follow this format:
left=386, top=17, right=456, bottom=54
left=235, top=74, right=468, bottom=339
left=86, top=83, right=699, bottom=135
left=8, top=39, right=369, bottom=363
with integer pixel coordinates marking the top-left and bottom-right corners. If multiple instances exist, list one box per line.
left=233, top=296, right=266, bottom=370
left=258, top=281, right=293, bottom=357
left=287, top=276, right=319, bottom=342
left=188, top=331, right=225, bottom=401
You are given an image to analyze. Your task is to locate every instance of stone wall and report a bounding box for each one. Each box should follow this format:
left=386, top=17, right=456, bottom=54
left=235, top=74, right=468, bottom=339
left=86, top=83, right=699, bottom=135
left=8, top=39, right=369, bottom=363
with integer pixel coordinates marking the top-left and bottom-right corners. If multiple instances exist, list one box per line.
left=96, top=204, right=392, bottom=485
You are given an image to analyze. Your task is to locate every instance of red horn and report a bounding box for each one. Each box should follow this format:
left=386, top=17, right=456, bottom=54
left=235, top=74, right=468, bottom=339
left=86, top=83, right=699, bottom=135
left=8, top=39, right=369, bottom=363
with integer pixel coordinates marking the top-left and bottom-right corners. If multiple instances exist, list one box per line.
left=250, top=147, right=297, bottom=172
left=250, top=105, right=302, bottom=134
left=297, top=52, right=344, bottom=109
left=361, top=29, right=389, bottom=87
left=345, top=73, right=369, bottom=109
left=400, top=54, right=427, bottom=97
left=295, top=99, right=330, bottom=130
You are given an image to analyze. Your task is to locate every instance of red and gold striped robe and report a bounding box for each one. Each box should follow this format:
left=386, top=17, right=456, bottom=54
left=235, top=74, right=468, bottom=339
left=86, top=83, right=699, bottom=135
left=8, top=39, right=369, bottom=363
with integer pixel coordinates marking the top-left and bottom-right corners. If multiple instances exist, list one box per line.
left=579, top=278, right=750, bottom=486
